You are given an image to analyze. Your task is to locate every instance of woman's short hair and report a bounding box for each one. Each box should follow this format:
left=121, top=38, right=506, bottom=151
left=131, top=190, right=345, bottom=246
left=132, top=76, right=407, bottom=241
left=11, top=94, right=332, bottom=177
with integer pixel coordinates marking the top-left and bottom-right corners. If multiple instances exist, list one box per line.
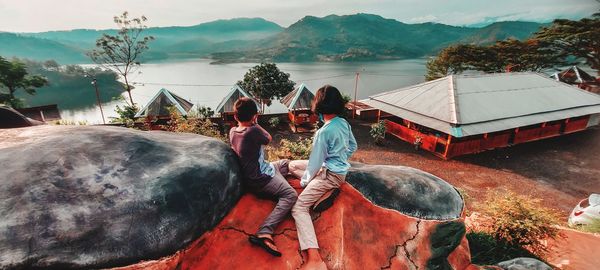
left=312, top=85, right=346, bottom=115
left=233, top=97, right=258, bottom=122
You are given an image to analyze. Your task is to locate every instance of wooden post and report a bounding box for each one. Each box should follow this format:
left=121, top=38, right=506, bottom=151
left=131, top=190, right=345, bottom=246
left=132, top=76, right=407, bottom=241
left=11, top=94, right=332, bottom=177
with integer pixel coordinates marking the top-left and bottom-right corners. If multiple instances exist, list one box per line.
left=353, top=72, right=359, bottom=119
left=92, top=79, right=106, bottom=124
left=443, top=135, right=453, bottom=159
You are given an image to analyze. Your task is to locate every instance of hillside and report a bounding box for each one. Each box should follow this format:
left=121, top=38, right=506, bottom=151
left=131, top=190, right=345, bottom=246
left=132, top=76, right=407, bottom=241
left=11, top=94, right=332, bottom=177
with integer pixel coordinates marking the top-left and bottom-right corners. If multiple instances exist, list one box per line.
left=0, top=33, right=88, bottom=63
left=211, top=14, right=545, bottom=63
left=5, top=18, right=283, bottom=63
left=461, top=21, right=548, bottom=45
left=13, top=60, right=124, bottom=110
left=0, top=15, right=545, bottom=64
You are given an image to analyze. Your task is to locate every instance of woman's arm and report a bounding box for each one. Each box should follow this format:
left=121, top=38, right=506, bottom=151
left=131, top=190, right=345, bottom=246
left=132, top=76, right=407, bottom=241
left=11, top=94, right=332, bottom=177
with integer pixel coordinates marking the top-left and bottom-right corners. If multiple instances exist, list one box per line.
left=300, top=131, right=328, bottom=187
left=347, top=125, right=357, bottom=157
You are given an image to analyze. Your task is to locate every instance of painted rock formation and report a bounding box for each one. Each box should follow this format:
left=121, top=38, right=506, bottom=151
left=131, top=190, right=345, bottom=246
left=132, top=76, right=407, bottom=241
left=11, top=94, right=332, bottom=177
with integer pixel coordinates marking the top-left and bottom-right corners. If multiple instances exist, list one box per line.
left=0, top=126, right=241, bottom=269
left=116, top=165, right=477, bottom=270
left=1, top=125, right=483, bottom=270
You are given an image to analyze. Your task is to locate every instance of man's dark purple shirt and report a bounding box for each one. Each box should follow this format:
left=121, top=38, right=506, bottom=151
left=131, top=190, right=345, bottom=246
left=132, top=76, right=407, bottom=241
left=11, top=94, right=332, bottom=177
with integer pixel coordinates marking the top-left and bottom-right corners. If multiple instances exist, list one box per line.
left=229, top=125, right=272, bottom=189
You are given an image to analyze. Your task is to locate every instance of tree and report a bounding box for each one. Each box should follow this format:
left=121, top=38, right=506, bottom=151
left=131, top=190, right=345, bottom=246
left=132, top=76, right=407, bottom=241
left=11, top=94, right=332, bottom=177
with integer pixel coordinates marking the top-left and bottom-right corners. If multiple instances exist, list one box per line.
left=110, top=104, right=139, bottom=126
left=425, top=39, right=567, bottom=81
left=534, top=11, right=600, bottom=75
left=425, top=44, right=497, bottom=80
left=88, top=11, right=154, bottom=105
left=491, top=39, right=567, bottom=72
left=0, top=56, right=48, bottom=108
left=237, top=63, right=295, bottom=112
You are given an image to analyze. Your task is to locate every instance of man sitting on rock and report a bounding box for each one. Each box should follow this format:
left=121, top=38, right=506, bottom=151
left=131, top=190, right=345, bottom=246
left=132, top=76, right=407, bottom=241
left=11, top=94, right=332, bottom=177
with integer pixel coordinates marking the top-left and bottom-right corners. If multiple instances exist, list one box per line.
left=229, top=97, right=298, bottom=257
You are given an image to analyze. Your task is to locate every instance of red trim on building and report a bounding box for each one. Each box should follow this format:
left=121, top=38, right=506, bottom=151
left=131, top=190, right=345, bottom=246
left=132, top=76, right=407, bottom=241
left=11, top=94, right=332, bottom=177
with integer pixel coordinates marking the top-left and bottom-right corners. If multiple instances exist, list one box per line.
left=383, top=115, right=592, bottom=159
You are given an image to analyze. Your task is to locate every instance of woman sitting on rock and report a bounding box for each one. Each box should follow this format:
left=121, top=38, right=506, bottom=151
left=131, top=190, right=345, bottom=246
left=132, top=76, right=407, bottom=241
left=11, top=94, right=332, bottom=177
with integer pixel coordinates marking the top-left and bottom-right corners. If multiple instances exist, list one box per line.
left=288, top=85, right=357, bottom=270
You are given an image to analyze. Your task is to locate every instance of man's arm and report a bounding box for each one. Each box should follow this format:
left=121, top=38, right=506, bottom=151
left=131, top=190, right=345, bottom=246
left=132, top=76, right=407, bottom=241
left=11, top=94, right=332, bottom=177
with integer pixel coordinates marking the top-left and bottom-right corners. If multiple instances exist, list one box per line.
left=254, top=124, right=272, bottom=145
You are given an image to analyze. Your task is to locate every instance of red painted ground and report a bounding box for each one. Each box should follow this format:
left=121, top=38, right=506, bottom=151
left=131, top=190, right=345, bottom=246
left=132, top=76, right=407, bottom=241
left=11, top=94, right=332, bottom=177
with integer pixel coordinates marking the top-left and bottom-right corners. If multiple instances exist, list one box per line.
left=114, top=183, right=478, bottom=270
left=546, top=228, right=600, bottom=270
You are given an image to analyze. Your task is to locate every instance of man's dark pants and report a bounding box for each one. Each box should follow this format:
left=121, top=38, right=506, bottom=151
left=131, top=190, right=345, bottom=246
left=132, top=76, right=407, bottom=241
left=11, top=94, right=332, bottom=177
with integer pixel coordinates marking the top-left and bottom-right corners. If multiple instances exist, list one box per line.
left=255, top=159, right=298, bottom=235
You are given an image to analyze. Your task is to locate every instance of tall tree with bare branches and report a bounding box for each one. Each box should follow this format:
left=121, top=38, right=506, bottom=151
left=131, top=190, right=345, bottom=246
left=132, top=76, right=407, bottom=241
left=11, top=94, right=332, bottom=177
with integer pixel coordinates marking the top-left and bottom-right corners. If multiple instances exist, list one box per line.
left=88, top=11, right=154, bottom=105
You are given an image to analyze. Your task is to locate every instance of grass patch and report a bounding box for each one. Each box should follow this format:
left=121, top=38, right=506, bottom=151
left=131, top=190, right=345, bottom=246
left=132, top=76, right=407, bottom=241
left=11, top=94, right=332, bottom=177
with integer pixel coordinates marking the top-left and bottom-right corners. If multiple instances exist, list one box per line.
left=266, top=138, right=312, bottom=161
left=577, top=219, right=600, bottom=234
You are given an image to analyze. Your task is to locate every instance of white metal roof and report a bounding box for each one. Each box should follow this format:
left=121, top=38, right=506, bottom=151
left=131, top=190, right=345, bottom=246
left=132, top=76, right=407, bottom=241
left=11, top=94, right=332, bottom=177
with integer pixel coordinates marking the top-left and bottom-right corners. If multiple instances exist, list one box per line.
left=364, top=72, right=600, bottom=137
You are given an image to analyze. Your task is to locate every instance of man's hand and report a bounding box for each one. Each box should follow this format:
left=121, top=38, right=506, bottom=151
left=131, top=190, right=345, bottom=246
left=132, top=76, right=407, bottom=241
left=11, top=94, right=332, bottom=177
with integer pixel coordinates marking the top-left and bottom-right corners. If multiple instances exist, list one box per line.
left=288, top=179, right=303, bottom=189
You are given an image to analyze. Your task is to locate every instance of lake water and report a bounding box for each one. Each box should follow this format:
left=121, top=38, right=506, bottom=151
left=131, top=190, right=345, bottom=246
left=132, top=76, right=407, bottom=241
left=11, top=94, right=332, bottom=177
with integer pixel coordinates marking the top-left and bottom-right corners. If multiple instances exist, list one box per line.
left=61, top=58, right=428, bottom=124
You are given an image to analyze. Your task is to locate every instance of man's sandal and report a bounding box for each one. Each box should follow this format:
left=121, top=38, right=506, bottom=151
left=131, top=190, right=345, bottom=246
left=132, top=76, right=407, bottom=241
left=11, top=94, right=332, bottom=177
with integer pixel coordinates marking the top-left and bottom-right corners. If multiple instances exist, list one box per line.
left=248, top=235, right=282, bottom=257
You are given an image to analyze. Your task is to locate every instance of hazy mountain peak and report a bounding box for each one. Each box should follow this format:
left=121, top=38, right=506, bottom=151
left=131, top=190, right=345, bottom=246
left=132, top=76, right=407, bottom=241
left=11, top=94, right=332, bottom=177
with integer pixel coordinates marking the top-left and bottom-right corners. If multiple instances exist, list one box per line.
left=0, top=14, right=544, bottom=64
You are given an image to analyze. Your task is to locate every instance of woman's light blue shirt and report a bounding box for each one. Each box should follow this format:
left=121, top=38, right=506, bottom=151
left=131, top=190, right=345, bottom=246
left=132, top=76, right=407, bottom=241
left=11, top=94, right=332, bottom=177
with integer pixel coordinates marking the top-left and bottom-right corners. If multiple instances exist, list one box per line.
left=300, top=116, right=357, bottom=187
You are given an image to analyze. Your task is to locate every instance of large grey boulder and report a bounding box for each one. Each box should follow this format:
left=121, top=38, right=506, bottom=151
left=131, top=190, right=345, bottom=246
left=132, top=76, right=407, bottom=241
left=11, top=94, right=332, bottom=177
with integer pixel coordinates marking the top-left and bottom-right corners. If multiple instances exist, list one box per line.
left=347, top=163, right=464, bottom=220
left=0, top=125, right=241, bottom=269
left=497, top=257, right=552, bottom=270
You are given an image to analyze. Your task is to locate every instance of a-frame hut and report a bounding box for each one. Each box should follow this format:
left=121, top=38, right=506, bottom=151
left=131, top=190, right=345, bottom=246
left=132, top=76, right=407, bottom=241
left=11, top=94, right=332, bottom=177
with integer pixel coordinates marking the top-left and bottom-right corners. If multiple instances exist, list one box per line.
left=134, top=88, right=194, bottom=118
left=215, top=85, right=255, bottom=115
left=363, top=72, right=600, bottom=159
left=215, top=85, right=257, bottom=125
left=552, top=66, right=596, bottom=84
left=551, top=66, right=600, bottom=94
left=281, top=83, right=317, bottom=132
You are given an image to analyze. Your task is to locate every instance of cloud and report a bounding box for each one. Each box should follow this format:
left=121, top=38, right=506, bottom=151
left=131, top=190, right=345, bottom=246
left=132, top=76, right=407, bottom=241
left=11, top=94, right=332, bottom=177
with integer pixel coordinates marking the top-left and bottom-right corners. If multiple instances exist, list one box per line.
left=0, top=0, right=597, bottom=32
left=407, top=15, right=439, bottom=24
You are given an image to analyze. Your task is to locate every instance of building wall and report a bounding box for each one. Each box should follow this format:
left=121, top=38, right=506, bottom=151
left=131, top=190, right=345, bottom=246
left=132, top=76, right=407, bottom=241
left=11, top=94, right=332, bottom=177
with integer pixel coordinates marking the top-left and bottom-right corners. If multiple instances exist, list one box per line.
left=384, top=115, right=593, bottom=159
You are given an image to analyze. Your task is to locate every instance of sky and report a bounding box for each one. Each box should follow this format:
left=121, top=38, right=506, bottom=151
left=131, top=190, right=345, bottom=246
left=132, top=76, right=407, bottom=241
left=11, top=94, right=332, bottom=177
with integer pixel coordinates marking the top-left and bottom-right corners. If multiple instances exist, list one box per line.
left=0, top=0, right=598, bottom=32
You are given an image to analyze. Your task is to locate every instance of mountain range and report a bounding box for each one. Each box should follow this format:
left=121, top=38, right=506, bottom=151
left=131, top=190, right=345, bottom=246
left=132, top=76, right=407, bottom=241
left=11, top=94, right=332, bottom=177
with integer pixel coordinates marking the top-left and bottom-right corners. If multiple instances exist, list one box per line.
left=0, top=14, right=545, bottom=64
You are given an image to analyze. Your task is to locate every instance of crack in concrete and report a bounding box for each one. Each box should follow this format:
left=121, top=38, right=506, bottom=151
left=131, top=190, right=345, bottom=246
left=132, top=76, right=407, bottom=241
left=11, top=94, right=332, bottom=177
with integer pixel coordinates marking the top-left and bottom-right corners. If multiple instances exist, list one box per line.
left=380, top=220, right=422, bottom=270
left=219, top=225, right=297, bottom=238
left=220, top=225, right=306, bottom=269
left=403, top=220, right=421, bottom=270
left=219, top=226, right=252, bottom=236
left=295, top=249, right=305, bottom=270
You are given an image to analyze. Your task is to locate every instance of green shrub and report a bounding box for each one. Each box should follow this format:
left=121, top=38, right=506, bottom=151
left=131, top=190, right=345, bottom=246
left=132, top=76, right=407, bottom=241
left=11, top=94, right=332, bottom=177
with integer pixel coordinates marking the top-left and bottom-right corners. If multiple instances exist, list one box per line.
left=195, top=106, right=214, bottom=119
left=467, top=231, right=540, bottom=265
left=267, top=138, right=312, bottom=161
left=483, top=191, right=560, bottom=257
left=268, top=117, right=281, bottom=128
left=110, top=104, right=138, bottom=127
left=370, top=120, right=386, bottom=145
left=167, top=107, right=227, bottom=142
